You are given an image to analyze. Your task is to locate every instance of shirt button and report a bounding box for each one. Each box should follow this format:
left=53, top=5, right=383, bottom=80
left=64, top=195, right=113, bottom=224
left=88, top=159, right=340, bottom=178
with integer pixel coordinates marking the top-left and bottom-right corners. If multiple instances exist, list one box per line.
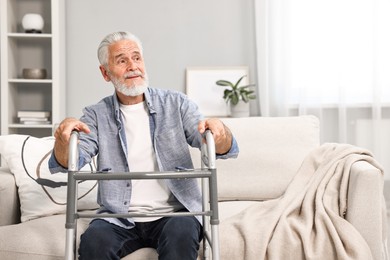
left=124, top=201, right=128, bottom=205
left=126, top=182, right=130, bottom=187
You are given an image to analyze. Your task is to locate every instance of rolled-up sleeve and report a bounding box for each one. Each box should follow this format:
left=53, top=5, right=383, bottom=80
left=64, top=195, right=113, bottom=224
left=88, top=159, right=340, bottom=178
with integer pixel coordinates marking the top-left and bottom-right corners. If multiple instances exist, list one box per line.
left=216, top=136, right=239, bottom=160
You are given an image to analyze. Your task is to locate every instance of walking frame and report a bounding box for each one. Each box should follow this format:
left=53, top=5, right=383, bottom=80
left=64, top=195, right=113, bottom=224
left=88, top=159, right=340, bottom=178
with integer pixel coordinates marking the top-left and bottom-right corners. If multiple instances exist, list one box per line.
left=64, top=130, right=220, bottom=260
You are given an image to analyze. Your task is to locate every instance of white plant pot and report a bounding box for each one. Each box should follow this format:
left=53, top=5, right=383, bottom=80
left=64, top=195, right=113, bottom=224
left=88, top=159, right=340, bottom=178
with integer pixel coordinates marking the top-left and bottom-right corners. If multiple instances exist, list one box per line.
left=22, top=13, right=44, bottom=33
left=230, top=102, right=250, bottom=118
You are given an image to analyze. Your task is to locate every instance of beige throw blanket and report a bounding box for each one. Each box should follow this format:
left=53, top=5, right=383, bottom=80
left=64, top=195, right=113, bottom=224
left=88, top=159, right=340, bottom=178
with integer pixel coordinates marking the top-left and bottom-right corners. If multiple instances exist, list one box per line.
left=220, top=143, right=385, bottom=260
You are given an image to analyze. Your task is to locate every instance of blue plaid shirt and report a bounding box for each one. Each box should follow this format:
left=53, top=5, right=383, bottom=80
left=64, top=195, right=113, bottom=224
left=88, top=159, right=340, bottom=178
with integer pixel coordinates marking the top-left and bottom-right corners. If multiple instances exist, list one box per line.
left=49, top=87, right=239, bottom=228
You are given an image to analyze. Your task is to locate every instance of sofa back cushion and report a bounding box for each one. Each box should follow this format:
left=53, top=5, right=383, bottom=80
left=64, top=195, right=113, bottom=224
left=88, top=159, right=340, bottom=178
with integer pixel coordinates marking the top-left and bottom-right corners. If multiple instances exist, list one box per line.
left=191, top=116, right=320, bottom=201
left=0, top=135, right=99, bottom=222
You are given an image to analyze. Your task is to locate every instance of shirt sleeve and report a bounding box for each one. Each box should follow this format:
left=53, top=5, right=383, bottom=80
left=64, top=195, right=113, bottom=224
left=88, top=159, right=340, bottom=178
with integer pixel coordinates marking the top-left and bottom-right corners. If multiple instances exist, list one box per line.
left=48, top=106, right=99, bottom=174
left=48, top=151, right=68, bottom=173
left=179, top=92, right=239, bottom=160
left=216, top=136, right=239, bottom=160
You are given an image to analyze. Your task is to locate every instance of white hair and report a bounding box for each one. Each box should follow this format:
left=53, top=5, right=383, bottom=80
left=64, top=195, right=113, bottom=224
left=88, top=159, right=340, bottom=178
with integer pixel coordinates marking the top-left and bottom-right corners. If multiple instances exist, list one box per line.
left=97, top=31, right=143, bottom=67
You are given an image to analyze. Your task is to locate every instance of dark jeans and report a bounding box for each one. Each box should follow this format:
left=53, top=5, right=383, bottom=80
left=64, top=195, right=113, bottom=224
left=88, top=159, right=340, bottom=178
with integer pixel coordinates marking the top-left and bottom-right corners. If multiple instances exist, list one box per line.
left=78, top=215, right=202, bottom=260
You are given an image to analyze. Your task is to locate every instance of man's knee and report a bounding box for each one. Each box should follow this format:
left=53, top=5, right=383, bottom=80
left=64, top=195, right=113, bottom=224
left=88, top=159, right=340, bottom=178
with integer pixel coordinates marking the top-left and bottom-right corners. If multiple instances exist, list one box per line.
left=160, top=216, right=201, bottom=244
left=157, top=217, right=201, bottom=260
left=78, top=220, right=121, bottom=260
left=81, top=220, right=115, bottom=246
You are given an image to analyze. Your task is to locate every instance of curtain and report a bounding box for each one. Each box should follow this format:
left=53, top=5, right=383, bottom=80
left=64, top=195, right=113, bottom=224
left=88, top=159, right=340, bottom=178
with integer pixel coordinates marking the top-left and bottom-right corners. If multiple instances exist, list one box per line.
left=254, top=0, right=390, bottom=178
left=254, top=0, right=390, bottom=177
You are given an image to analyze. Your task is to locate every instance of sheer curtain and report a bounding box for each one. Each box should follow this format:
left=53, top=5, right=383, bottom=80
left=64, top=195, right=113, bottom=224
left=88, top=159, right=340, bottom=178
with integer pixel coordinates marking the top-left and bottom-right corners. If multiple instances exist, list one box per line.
left=254, top=0, right=390, bottom=178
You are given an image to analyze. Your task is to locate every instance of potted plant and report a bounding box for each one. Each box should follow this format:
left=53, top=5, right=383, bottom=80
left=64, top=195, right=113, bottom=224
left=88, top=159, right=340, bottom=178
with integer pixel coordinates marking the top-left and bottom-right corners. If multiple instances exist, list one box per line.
left=216, top=75, right=256, bottom=117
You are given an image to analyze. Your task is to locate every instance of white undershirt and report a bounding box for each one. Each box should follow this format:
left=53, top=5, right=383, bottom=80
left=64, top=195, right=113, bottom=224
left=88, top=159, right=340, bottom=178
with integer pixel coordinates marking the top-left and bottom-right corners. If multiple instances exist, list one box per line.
left=120, top=102, right=182, bottom=222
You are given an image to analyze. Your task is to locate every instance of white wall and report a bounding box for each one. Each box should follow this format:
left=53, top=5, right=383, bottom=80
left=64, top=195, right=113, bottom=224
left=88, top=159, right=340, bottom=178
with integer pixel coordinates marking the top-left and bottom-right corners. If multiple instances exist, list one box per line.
left=65, top=0, right=257, bottom=118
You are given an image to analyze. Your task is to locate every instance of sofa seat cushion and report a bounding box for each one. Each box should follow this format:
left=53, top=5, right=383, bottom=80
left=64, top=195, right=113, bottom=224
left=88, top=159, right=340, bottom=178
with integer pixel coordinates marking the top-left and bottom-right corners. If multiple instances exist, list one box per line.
left=0, top=214, right=87, bottom=260
left=0, top=201, right=261, bottom=260
left=0, top=213, right=158, bottom=260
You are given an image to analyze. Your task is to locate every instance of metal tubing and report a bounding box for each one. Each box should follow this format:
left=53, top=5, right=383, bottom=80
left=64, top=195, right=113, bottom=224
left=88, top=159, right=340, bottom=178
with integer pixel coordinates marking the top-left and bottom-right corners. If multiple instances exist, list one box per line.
left=209, top=169, right=219, bottom=225
left=203, top=231, right=213, bottom=247
left=209, top=168, right=220, bottom=260
left=64, top=131, right=80, bottom=260
left=201, top=143, right=211, bottom=260
left=202, top=175, right=211, bottom=260
left=204, top=130, right=216, bottom=169
left=77, top=211, right=209, bottom=219
left=65, top=229, right=76, bottom=260
left=72, top=170, right=211, bottom=180
left=205, top=130, right=220, bottom=259
left=202, top=130, right=217, bottom=259
left=211, top=225, right=220, bottom=260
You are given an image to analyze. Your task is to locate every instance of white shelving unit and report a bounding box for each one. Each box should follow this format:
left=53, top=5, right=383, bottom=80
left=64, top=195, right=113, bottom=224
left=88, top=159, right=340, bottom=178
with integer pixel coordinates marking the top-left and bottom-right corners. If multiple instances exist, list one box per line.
left=0, top=0, right=65, bottom=137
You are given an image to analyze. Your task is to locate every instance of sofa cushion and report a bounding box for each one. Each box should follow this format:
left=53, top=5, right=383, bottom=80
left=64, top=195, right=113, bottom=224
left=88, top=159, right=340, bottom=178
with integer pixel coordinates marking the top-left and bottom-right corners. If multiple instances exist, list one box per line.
left=0, top=201, right=259, bottom=260
left=191, top=116, right=320, bottom=201
left=0, top=214, right=90, bottom=260
left=0, top=168, right=20, bottom=225
left=220, top=116, right=320, bottom=200
left=0, top=213, right=158, bottom=260
left=0, top=135, right=99, bottom=222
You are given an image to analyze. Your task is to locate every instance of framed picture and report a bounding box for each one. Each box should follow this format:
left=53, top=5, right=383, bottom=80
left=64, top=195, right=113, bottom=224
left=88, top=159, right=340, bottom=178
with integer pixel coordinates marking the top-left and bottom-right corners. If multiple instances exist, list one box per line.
left=186, top=66, right=249, bottom=117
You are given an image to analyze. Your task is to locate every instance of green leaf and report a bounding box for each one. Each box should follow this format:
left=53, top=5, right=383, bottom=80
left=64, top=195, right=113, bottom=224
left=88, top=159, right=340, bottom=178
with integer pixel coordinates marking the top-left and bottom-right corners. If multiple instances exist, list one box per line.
left=239, top=84, right=256, bottom=90
left=242, top=92, right=249, bottom=102
left=231, top=95, right=239, bottom=105
left=234, top=75, right=247, bottom=88
left=216, top=80, right=234, bottom=88
left=223, top=89, right=231, bottom=100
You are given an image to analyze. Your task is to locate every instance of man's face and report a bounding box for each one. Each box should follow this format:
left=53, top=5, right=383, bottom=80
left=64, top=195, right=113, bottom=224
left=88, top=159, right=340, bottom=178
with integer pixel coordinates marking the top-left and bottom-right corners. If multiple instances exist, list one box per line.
left=100, top=39, right=148, bottom=96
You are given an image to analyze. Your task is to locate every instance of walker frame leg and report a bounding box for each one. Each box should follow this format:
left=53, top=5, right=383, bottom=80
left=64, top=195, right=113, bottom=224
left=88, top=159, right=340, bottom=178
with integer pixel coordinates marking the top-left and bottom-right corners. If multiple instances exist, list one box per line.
left=64, top=131, right=80, bottom=260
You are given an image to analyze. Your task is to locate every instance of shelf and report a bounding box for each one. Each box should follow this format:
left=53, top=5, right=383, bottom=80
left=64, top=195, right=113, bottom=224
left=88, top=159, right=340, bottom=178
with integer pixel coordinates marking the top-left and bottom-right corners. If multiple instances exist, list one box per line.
left=8, top=32, right=52, bottom=38
left=9, top=79, right=53, bottom=83
left=1, top=0, right=65, bottom=137
left=9, top=124, right=53, bottom=129
left=7, top=36, right=52, bottom=79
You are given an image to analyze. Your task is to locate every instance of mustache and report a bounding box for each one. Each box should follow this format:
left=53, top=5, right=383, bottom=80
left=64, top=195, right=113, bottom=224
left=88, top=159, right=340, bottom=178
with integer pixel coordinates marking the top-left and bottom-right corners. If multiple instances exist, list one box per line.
left=124, top=71, right=143, bottom=79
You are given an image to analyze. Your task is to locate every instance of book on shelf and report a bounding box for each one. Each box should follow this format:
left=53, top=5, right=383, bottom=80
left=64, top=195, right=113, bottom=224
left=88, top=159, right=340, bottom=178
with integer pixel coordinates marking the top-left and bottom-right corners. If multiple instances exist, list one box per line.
left=19, top=120, right=51, bottom=125
left=17, top=110, right=51, bottom=125
left=19, top=117, right=50, bottom=122
left=17, top=110, right=50, bottom=118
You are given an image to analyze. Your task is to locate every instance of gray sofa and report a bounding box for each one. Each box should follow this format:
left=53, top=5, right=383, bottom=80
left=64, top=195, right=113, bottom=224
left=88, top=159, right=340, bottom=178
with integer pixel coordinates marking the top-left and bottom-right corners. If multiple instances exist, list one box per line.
left=0, top=116, right=387, bottom=259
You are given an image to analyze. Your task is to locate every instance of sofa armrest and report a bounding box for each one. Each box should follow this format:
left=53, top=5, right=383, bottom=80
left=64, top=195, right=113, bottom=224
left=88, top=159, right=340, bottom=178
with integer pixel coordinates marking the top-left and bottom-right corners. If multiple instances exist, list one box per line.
left=0, top=167, right=20, bottom=225
left=345, top=161, right=387, bottom=260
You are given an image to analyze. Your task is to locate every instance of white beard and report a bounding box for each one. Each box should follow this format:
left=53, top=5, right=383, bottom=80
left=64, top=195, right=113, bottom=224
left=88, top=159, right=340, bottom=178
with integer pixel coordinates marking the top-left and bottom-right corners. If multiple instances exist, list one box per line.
left=111, top=72, right=149, bottom=97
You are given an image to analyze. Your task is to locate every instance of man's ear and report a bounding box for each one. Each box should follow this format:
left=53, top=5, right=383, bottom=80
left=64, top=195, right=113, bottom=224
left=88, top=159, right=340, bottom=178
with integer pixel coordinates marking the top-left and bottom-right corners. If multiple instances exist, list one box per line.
left=99, top=65, right=111, bottom=82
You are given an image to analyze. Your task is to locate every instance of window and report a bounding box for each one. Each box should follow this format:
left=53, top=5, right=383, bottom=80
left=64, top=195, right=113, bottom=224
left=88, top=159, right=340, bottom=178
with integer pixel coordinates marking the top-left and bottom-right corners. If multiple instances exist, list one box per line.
left=283, top=0, right=390, bottom=105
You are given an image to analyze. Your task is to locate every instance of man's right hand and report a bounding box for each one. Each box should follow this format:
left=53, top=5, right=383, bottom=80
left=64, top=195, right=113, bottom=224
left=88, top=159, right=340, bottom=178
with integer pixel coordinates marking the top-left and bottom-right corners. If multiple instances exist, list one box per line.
left=53, top=117, right=90, bottom=168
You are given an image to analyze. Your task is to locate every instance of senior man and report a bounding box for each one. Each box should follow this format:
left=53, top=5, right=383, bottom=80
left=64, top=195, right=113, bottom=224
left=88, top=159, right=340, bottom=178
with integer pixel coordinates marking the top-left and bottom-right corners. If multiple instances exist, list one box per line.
left=49, top=31, right=238, bottom=260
